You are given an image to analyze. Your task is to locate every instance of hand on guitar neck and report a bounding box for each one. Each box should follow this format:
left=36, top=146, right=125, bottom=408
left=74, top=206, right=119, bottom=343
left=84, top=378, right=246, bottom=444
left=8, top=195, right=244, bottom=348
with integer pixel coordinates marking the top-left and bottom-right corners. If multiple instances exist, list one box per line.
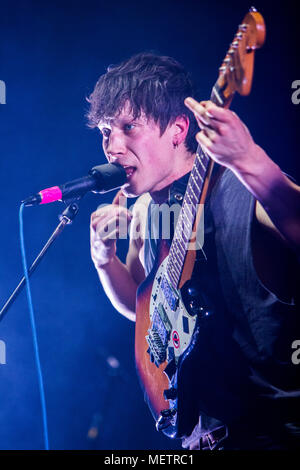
left=185, top=97, right=300, bottom=255
left=185, top=98, right=257, bottom=171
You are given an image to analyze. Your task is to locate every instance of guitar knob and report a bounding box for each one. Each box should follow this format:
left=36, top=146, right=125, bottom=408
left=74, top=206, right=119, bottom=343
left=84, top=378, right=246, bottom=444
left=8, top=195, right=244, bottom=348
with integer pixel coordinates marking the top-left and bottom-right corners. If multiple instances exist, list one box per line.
left=163, top=387, right=177, bottom=400
left=156, top=408, right=177, bottom=432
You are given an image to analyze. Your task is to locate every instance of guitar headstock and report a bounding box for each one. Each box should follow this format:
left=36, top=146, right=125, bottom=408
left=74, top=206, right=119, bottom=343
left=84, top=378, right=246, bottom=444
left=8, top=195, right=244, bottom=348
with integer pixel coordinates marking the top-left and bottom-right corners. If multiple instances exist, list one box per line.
left=213, top=7, right=266, bottom=107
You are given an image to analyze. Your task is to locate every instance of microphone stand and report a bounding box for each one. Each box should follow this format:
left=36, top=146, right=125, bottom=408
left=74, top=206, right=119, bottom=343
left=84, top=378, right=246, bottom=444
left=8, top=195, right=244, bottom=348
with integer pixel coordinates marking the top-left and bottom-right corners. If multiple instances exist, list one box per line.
left=0, top=200, right=80, bottom=322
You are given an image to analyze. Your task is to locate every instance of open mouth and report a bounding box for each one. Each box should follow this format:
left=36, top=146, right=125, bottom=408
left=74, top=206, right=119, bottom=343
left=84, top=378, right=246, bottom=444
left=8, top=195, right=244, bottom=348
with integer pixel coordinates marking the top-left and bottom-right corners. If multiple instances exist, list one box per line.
left=123, top=166, right=136, bottom=180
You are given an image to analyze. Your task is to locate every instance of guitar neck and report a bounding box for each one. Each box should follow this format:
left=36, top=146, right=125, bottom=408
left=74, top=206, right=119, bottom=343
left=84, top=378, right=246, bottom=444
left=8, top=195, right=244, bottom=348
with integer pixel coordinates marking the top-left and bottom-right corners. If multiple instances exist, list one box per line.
left=166, top=84, right=232, bottom=290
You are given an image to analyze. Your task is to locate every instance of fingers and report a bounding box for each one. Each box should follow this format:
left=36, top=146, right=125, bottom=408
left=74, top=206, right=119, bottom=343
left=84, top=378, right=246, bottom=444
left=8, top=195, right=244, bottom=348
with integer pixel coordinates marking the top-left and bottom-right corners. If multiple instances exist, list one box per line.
left=92, top=211, right=131, bottom=241
left=90, top=191, right=131, bottom=268
left=90, top=204, right=132, bottom=267
left=195, top=131, right=213, bottom=153
left=112, top=189, right=127, bottom=206
left=90, top=204, right=132, bottom=249
left=91, top=205, right=132, bottom=231
left=185, top=97, right=233, bottom=125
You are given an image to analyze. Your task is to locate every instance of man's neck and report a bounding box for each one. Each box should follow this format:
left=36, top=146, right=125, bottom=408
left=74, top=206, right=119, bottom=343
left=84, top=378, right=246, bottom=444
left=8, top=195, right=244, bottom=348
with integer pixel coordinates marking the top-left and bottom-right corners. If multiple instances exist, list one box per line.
left=150, top=152, right=195, bottom=203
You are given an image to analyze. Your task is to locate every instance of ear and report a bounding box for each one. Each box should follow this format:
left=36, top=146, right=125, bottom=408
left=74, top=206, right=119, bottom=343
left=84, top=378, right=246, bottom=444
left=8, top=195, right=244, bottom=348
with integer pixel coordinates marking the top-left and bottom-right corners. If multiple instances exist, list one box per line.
left=171, top=115, right=190, bottom=146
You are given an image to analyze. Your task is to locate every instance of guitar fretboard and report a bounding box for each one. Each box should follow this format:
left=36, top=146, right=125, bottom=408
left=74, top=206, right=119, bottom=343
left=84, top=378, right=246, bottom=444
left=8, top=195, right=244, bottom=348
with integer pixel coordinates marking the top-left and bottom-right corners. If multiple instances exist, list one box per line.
left=166, top=147, right=212, bottom=290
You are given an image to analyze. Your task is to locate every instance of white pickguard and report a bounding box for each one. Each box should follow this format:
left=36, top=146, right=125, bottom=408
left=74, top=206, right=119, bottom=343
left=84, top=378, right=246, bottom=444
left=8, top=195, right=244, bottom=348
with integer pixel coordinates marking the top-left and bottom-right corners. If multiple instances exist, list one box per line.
left=148, top=256, right=197, bottom=362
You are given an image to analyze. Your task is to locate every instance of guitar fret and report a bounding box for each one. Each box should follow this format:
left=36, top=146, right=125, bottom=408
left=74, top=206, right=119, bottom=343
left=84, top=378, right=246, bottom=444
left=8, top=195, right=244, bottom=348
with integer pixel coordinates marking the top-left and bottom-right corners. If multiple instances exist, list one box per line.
left=194, top=163, right=205, bottom=182
left=197, top=150, right=210, bottom=172
left=190, top=173, right=201, bottom=193
left=175, top=218, right=192, bottom=246
left=181, top=212, right=192, bottom=231
left=167, top=274, right=176, bottom=290
left=181, top=216, right=194, bottom=234
left=168, top=247, right=182, bottom=269
left=183, top=201, right=193, bottom=219
left=175, top=238, right=186, bottom=253
left=202, top=150, right=210, bottom=165
left=166, top=260, right=175, bottom=277
left=173, top=235, right=186, bottom=252
left=185, top=192, right=194, bottom=206
left=180, top=223, right=189, bottom=243
left=168, top=267, right=178, bottom=288
left=173, top=257, right=183, bottom=271
left=188, top=182, right=198, bottom=203
left=190, top=191, right=198, bottom=207
left=170, top=243, right=184, bottom=264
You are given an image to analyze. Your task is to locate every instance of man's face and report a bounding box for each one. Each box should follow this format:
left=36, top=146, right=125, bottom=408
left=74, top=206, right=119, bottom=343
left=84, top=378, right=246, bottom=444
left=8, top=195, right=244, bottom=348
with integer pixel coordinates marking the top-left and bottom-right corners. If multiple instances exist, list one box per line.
left=97, top=105, right=176, bottom=198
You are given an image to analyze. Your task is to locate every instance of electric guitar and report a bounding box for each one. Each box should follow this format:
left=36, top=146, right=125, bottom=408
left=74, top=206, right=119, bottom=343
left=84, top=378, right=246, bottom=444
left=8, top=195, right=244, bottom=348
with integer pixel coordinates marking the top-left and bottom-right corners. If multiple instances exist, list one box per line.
left=135, top=8, right=266, bottom=438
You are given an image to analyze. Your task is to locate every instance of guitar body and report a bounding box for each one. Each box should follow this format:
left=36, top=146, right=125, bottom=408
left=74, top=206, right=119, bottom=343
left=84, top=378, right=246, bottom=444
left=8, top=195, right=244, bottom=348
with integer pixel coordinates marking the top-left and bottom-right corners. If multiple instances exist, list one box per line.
left=135, top=238, right=211, bottom=438
left=135, top=239, right=170, bottom=421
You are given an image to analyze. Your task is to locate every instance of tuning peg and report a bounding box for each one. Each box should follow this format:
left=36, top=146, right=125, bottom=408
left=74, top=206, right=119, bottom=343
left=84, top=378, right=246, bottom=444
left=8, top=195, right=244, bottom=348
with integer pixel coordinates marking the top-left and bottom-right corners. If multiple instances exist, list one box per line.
left=235, top=32, right=243, bottom=39
left=239, top=23, right=248, bottom=31
left=249, top=6, right=257, bottom=12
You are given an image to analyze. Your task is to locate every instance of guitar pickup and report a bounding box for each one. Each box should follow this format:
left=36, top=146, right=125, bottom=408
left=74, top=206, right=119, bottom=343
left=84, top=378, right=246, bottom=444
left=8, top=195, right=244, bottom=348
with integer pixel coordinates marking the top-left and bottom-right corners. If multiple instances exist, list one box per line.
left=160, top=276, right=179, bottom=311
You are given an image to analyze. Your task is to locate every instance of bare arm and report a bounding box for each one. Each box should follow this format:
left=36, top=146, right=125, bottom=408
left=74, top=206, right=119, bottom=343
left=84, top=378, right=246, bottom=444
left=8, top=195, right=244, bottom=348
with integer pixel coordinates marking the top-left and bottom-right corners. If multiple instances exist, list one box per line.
left=93, top=255, right=140, bottom=322
left=90, top=192, right=147, bottom=321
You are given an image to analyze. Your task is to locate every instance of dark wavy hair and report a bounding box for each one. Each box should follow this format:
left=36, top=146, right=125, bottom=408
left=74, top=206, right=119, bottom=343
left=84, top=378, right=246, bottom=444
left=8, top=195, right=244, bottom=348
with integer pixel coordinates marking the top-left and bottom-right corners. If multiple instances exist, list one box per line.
left=87, top=52, right=198, bottom=153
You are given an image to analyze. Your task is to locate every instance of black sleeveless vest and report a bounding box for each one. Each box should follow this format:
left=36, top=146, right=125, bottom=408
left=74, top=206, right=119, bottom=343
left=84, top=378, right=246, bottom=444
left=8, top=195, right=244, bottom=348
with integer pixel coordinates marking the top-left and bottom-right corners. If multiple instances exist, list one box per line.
left=143, top=168, right=300, bottom=438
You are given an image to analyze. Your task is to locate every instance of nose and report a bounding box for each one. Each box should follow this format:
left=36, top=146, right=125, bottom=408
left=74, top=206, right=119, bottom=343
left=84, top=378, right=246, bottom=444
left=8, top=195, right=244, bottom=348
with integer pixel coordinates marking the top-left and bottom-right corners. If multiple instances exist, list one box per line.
left=104, top=129, right=126, bottom=162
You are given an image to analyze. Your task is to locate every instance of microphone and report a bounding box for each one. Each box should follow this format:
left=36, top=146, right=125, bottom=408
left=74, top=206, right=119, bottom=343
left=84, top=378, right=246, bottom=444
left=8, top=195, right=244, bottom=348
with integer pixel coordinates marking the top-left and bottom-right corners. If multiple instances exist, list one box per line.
left=22, top=163, right=127, bottom=206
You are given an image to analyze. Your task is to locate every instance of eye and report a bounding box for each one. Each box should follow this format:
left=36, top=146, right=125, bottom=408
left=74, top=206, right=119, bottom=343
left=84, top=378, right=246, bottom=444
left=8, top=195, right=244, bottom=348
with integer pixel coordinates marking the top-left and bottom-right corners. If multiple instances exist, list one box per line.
left=100, top=127, right=110, bottom=138
left=124, top=123, right=135, bottom=132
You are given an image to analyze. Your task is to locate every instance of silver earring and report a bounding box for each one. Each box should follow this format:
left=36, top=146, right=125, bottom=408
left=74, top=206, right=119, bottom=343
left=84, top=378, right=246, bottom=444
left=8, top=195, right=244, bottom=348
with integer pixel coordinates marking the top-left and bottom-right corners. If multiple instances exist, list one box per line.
left=173, top=142, right=178, bottom=149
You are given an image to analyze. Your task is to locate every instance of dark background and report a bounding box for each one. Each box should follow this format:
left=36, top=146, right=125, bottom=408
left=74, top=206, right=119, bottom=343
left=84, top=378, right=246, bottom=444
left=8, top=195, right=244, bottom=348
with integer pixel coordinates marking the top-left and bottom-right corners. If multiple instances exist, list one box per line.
left=0, top=0, right=299, bottom=450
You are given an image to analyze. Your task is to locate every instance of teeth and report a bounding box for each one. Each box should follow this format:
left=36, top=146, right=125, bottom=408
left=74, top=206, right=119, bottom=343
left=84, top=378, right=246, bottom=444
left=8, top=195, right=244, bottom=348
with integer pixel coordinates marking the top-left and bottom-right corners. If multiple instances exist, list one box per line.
left=124, top=166, right=135, bottom=177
